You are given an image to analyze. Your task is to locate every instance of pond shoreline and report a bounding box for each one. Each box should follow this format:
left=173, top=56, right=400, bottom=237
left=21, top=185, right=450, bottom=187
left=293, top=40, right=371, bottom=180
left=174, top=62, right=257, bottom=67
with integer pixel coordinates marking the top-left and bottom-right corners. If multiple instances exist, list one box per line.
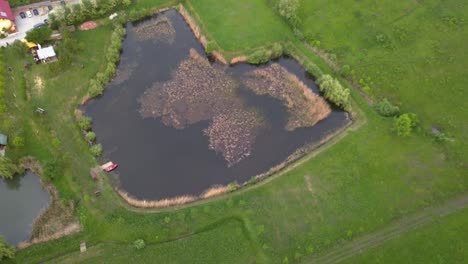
left=14, top=157, right=80, bottom=249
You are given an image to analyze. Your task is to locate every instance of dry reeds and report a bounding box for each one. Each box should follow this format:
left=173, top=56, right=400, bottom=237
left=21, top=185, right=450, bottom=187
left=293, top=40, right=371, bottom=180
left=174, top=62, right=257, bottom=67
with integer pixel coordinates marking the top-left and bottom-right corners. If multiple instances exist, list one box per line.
left=17, top=223, right=81, bottom=249
left=201, top=185, right=230, bottom=199
left=242, top=63, right=331, bottom=131
left=117, top=190, right=196, bottom=208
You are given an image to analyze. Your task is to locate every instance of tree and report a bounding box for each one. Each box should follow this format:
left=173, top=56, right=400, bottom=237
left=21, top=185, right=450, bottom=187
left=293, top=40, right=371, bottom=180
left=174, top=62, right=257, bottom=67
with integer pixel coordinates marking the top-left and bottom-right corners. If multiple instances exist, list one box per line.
left=394, top=113, right=415, bottom=137
left=25, top=27, right=52, bottom=44
left=0, top=157, right=18, bottom=179
left=278, top=0, right=300, bottom=26
left=0, top=236, right=14, bottom=261
left=90, top=144, right=103, bottom=157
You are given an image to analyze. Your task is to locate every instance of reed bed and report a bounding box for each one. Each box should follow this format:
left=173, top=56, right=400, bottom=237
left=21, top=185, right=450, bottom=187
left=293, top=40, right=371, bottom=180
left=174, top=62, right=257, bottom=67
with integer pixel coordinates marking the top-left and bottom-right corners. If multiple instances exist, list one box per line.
left=117, top=190, right=196, bottom=208
left=134, top=16, right=176, bottom=43
left=242, top=63, right=331, bottom=131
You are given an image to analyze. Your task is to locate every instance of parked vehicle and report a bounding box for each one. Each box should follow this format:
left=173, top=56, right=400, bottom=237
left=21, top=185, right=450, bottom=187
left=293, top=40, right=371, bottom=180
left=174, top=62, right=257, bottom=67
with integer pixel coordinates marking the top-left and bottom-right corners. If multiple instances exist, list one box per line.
left=33, top=22, right=46, bottom=28
left=33, top=9, right=39, bottom=16
left=19, top=12, right=26, bottom=19
left=26, top=10, right=32, bottom=18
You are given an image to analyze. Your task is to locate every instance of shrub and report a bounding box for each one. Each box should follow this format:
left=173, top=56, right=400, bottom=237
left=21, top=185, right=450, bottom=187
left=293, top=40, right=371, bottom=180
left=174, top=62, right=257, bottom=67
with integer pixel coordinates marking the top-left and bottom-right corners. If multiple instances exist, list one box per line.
left=374, top=99, right=400, bottom=117
left=88, top=80, right=104, bottom=97
left=0, top=236, right=15, bottom=261
left=85, top=132, right=96, bottom=143
left=12, top=136, right=24, bottom=148
left=278, top=0, right=300, bottom=26
left=305, top=62, right=323, bottom=79
left=78, top=116, right=92, bottom=131
left=248, top=49, right=270, bottom=64
left=271, top=43, right=283, bottom=58
left=133, top=239, right=146, bottom=250
left=317, top=75, right=350, bottom=109
left=393, top=113, right=416, bottom=137
left=43, top=159, right=63, bottom=181
left=0, top=157, right=18, bottom=179
left=25, top=27, right=52, bottom=44
left=90, top=144, right=103, bottom=157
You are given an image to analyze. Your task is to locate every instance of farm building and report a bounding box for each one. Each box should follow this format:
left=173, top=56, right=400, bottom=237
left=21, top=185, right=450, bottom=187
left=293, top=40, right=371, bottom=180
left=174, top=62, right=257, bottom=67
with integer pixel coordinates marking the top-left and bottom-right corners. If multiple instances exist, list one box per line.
left=0, top=0, right=15, bottom=34
left=0, top=133, right=7, bottom=157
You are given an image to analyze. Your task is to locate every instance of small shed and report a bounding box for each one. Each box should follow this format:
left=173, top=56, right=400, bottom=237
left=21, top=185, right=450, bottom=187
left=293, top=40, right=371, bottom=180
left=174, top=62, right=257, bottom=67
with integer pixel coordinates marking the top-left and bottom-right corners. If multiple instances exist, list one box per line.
left=0, top=133, right=7, bottom=157
left=37, top=46, right=57, bottom=63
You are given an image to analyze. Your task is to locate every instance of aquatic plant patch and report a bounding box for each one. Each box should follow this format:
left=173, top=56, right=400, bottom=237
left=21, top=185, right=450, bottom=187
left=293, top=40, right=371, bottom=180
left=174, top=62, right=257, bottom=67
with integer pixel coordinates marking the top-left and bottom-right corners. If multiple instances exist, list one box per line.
left=133, top=17, right=176, bottom=43
left=242, top=63, right=331, bottom=131
left=139, top=49, right=265, bottom=166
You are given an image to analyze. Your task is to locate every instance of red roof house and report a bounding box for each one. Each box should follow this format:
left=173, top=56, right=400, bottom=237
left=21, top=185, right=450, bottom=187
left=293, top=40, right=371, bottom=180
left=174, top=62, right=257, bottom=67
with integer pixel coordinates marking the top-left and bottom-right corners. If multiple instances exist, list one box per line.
left=0, top=0, right=15, bottom=33
left=0, top=0, right=14, bottom=21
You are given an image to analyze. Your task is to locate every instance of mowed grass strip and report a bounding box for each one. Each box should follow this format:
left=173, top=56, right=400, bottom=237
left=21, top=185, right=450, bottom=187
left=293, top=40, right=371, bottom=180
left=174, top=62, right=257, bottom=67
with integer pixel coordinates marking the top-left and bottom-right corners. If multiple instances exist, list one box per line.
left=188, top=0, right=293, bottom=52
left=343, top=208, right=468, bottom=264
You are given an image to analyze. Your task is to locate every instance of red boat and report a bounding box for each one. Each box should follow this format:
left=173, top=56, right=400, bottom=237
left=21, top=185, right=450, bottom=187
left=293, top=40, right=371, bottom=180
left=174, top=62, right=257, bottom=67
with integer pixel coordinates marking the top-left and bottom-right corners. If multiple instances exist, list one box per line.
left=101, top=162, right=118, bottom=172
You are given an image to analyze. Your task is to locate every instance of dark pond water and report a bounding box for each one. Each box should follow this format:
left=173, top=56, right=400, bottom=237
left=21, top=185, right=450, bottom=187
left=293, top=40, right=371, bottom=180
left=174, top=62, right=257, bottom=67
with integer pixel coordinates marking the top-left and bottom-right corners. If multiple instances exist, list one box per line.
left=84, top=10, right=349, bottom=200
left=0, top=171, right=50, bottom=245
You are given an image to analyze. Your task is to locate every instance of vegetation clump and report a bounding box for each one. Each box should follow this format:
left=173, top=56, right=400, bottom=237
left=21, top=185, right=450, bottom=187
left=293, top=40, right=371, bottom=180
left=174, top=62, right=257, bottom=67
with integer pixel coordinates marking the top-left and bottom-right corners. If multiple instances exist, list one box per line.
left=393, top=113, right=418, bottom=137
left=277, top=0, right=300, bottom=26
left=133, top=239, right=146, bottom=250
left=317, top=75, right=350, bottom=110
left=25, top=27, right=52, bottom=44
left=0, top=236, right=14, bottom=261
left=134, top=17, right=176, bottom=43
left=242, top=63, right=331, bottom=131
left=375, top=99, right=400, bottom=117
left=0, top=157, right=19, bottom=179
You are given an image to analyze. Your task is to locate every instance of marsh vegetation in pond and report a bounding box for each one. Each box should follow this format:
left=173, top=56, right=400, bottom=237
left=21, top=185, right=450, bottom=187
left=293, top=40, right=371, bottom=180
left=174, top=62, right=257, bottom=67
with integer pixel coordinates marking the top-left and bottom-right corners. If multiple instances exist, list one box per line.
left=84, top=10, right=350, bottom=201
left=0, top=171, right=50, bottom=245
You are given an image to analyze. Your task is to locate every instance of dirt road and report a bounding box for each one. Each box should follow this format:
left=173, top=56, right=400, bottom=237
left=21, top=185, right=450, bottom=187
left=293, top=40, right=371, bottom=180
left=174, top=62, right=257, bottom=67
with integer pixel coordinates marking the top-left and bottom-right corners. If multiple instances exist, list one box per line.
left=307, top=193, right=468, bottom=264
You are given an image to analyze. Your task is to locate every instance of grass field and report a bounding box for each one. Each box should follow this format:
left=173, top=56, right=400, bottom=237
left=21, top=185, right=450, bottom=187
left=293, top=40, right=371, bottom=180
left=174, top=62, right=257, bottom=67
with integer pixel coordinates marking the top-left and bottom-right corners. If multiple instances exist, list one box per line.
left=344, top=208, right=468, bottom=264
left=1, top=0, right=467, bottom=263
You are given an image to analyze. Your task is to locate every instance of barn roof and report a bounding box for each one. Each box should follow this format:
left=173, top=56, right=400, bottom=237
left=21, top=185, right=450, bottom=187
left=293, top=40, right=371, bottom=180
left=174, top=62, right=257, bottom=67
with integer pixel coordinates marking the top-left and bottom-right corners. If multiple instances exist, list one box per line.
left=0, top=0, right=14, bottom=21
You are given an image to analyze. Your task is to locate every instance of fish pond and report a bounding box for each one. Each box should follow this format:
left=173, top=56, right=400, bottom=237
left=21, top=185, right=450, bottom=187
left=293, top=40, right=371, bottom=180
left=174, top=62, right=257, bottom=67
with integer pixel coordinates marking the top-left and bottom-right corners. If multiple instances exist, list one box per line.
left=84, top=10, right=350, bottom=201
left=0, top=171, right=50, bottom=245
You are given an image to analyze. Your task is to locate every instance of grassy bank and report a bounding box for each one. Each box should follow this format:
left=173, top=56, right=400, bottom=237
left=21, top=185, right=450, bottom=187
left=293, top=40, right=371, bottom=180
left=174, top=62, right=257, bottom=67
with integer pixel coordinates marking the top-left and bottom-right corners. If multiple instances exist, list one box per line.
left=344, top=208, right=468, bottom=264
left=1, top=0, right=467, bottom=263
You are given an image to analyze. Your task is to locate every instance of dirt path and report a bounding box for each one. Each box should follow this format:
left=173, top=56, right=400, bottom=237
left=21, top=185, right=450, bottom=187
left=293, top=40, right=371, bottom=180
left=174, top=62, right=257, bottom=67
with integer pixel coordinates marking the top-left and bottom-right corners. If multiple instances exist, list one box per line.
left=307, top=193, right=468, bottom=264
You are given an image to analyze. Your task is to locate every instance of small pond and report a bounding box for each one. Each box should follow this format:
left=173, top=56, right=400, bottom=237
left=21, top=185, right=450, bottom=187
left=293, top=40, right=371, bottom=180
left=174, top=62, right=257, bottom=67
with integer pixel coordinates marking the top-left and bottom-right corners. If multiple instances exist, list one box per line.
left=84, top=10, right=350, bottom=201
left=0, top=171, right=50, bottom=245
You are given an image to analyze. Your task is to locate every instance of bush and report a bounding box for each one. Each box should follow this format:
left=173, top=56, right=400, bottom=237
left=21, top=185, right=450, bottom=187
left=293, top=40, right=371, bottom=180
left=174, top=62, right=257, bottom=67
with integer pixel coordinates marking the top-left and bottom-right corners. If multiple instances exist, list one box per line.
left=374, top=99, right=400, bottom=117
left=25, top=27, right=52, bottom=44
left=0, top=236, right=14, bottom=261
left=43, top=159, right=63, bottom=181
left=133, top=239, right=146, bottom=250
left=85, top=132, right=96, bottom=143
left=0, top=157, right=19, bottom=179
left=278, top=0, right=300, bottom=26
left=393, top=113, right=417, bottom=137
left=317, top=75, right=350, bottom=109
left=271, top=43, right=283, bottom=58
left=90, top=144, right=103, bottom=157
left=12, top=136, right=25, bottom=148
left=248, top=49, right=270, bottom=64
left=78, top=116, right=92, bottom=131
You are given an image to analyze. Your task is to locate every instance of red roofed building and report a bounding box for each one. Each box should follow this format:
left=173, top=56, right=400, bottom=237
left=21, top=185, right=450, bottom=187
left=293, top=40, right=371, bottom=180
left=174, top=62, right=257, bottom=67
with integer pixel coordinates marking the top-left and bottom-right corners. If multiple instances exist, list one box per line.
left=0, top=0, right=15, bottom=34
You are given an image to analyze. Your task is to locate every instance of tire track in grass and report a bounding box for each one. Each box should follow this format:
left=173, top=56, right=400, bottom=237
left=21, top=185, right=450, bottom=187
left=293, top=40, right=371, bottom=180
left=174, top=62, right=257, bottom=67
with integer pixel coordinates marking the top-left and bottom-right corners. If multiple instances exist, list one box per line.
left=307, top=193, right=468, bottom=264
